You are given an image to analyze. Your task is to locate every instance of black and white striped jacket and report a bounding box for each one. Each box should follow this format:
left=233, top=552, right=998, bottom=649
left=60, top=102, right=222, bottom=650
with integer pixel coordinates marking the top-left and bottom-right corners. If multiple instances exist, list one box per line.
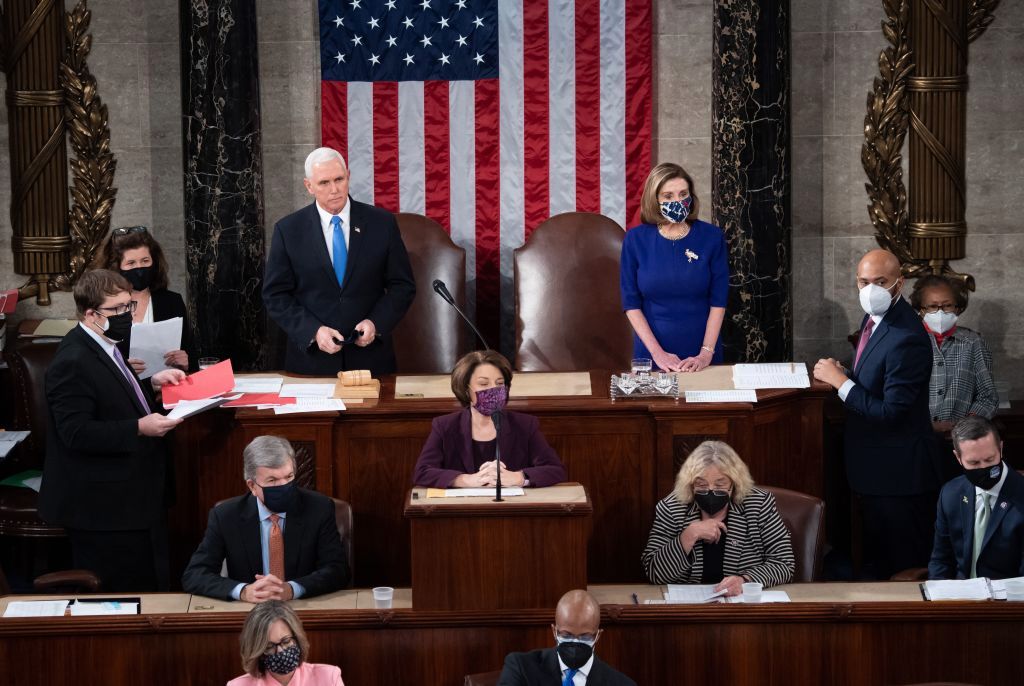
left=641, top=487, right=795, bottom=587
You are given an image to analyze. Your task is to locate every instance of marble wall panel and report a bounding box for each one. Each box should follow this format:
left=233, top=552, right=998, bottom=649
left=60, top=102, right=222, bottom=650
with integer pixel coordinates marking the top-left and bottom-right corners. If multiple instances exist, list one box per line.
left=791, top=31, right=830, bottom=139
left=258, top=40, right=319, bottom=148
left=656, top=33, right=712, bottom=140
left=262, top=144, right=311, bottom=242
left=791, top=236, right=833, bottom=344
left=965, top=130, right=1024, bottom=236
left=654, top=137, right=712, bottom=217
left=821, top=135, right=873, bottom=237
left=656, top=0, right=713, bottom=37
left=967, top=28, right=1024, bottom=134
left=791, top=136, right=823, bottom=239
left=830, top=29, right=886, bottom=137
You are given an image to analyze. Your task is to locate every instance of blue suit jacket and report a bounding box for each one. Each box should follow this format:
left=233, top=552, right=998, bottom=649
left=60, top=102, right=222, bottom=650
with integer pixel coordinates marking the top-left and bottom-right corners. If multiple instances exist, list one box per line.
left=928, top=468, right=1024, bottom=580
left=262, top=199, right=415, bottom=376
left=844, top=297, right=939, bottom=496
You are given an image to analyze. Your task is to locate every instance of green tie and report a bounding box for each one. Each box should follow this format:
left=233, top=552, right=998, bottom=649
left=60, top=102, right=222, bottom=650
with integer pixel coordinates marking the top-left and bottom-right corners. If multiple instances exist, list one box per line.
left=971, top=492, right=992, bottom=578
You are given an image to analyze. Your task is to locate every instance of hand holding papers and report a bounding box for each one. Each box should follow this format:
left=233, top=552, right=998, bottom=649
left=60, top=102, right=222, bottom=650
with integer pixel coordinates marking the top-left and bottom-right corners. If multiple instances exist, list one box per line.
left=128, top=317, right=183, bottom=379
left=162, top=359, right=235, bottom=408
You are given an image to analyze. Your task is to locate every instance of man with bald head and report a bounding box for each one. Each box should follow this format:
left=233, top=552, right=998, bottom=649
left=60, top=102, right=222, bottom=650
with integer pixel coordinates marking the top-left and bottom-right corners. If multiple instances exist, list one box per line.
left=498, top=590, right=636, bottom=686
left=814, top=249, right=939, bottom=579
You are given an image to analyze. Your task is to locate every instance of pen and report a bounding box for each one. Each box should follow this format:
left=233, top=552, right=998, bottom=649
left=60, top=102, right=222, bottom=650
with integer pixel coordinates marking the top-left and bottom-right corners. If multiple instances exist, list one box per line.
left=631, top=593, right=639, bottom=605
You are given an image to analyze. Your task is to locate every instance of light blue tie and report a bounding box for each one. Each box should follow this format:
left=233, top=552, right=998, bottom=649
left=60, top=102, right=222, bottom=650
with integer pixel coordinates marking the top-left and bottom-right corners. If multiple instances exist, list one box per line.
left=331, top=215, right=347, bottom=286
left=562, top=669, right=577, bottom=686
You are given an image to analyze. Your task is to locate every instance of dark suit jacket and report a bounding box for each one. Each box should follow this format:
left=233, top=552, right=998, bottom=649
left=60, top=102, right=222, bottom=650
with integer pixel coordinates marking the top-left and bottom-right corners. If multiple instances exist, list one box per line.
left=412, top=409, right=567, bottom=488
left=844, top=297, right=939, bottom=496
left=262, top=199, right=416, bottom=376
left=181, top=488, right=350, bottom=600
left=498, top=648, right=636, bottom=686
left=39, top=325, right=168, bottom=530
left=929, top=468, right=1024, bottom=580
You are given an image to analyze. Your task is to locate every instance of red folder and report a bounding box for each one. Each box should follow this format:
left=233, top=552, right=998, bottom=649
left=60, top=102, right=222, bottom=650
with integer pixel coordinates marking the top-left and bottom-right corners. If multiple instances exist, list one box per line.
left=0, top=289, right=17, bottom=315
left=222, top=393, right=297, bottom=408
left=162, top=359, right=235, bottom=407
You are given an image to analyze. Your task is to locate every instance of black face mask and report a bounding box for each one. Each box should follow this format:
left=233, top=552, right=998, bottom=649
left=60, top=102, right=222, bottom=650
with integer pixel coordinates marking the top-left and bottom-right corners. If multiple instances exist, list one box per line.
left=556, top=640, right=594, bottom=670
left=964, top=461, right=1002, bottom=491
left=120, top=266, right=154, bottom=291
left=261, top=480, right=298, bottom=513
left=261, top=644, right=301, bottom=675
left=694, top=490, right=731, bottom=516
left=101, top=310, right=134, bottom=343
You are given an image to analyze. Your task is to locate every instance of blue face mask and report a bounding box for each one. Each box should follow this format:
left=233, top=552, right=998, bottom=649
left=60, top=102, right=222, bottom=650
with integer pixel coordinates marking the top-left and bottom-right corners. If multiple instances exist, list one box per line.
left=260, top=480, right=298, bottom=513
left=659, top=197, right=692, bottom=224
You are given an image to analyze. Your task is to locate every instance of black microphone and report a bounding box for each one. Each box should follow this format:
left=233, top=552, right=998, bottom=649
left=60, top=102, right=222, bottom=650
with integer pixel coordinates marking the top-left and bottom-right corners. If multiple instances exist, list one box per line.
left=432, top=279, right=491, bottom=350
left=492, top=410, right=503, bottom=502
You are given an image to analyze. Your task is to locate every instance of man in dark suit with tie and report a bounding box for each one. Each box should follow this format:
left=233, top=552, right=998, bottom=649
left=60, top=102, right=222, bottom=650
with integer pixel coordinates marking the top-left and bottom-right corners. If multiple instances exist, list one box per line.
left=181, top=435, right=349, bottom=601
left=262, top=147, right=416, bottom=377
left=929, top=416, right=1024, bottom=580
left=499, top=590, right=636, bottom=686
left=813, top=249, right=939, bottom=579
left=39, top=269, right=185, bottom=591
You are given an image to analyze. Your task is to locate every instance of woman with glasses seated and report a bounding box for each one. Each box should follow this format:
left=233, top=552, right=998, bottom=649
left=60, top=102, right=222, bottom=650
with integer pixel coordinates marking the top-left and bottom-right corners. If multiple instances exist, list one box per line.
left=642, top=440, right=794, bottom=595
left=910, top=274, right=997, bottom=435
left=94, top=225, right=194, bottom=373
left=228, top=600, right=344, bottom=686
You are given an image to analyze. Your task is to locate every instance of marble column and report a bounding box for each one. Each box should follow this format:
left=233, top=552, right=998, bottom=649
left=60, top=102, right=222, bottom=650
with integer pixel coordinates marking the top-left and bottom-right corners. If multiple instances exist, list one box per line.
left=180, top=0, right=266, bottom=370
left=712, top=0, right=791, bottom=361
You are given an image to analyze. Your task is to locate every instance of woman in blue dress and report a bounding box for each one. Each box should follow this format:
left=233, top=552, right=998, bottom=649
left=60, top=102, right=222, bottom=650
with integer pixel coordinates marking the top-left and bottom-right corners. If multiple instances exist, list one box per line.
left=620, top=163, right=729, bottom=372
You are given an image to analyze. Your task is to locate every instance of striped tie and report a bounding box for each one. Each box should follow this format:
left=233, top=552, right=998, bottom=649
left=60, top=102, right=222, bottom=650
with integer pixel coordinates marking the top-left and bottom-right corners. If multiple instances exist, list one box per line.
left=971, top=493, right=992, bottom=578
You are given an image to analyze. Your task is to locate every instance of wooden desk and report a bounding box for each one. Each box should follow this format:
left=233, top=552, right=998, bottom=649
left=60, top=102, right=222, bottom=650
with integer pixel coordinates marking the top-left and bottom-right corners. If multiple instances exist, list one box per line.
left=171, top=371, right=829, bottom=587
left=3, top=584, right=1024, bottom=686
left=405, top=484, right=591, bottom=610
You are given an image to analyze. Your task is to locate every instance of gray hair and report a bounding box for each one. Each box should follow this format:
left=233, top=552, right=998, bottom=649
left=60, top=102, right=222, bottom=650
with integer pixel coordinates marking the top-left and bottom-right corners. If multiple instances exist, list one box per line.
left=304, top=147, right=347, bottom=179
left=952, top=416, right=1001, bottom=453
left=243, top=436, right=296, bottom=481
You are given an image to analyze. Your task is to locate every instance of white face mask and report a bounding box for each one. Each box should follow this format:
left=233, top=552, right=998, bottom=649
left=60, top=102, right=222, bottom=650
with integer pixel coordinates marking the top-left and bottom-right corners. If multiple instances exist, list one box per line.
left=858, top=281, right=899, bottom=317
left=923, top=310, right=958, bottom=334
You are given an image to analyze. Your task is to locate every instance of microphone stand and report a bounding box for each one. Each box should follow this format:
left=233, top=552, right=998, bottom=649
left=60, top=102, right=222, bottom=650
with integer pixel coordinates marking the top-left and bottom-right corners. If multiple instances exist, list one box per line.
left=492, top=410, right=503, bottom=502
left=432, top=279, right=491, bottom=350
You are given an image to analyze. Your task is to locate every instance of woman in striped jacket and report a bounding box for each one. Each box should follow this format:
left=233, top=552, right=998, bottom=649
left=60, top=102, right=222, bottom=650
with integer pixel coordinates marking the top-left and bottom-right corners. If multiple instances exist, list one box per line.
left=642, top=440, right=794, bottom=595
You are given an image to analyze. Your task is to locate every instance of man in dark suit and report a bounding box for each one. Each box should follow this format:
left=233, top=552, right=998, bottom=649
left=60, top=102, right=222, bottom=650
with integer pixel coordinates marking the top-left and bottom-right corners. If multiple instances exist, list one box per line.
left=814, top=249, right=939, bottom=579
left=929, top=416, right=1024, bottom=580
left=181, top=436, right=349, bottom=601
left=262, top=147, right=415, bottom=377
left=39, top=269, right=185, bottom=591
left=499, top=590, right=636, bottom=686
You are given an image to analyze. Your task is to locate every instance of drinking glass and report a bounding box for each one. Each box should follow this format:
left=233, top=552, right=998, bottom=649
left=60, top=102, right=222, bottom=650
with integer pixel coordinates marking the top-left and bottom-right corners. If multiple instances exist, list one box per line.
left=654, top=372, right=674, bottom=394
left=617, top=373, right=638, bottom=395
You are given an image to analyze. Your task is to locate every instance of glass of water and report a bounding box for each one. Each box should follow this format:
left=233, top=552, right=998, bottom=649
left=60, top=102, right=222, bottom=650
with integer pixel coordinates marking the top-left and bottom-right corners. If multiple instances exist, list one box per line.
left=617, top=373, right=639, bottom=395
left=654, top=372, right=674, bottom=394
left=631, top=357, right=652, bottom=386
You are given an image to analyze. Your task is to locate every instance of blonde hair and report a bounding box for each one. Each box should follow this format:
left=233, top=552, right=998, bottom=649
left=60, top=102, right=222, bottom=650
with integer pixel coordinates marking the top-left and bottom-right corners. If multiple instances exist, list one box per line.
left=672, top=440, right=754, bottom=505
left=238, top=600, right=311, bottom=678
left=639, top=162, right=700, bottom=226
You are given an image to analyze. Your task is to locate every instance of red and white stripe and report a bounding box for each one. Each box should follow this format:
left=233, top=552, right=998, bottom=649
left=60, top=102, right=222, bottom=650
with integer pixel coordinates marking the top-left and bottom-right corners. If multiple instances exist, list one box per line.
left=321, top=0, right=652, bottom=355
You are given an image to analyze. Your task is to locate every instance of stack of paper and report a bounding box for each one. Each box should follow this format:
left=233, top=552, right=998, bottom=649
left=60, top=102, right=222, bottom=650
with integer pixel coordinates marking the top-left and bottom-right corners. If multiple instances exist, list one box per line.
left=232, top=377, right=284, bottom=394
left=68, top=600, right=138, bottom=615
left=273, top=398, right=347, bottom=415
left=922, top=577, right=993, bottom=600
left=664, top=585, right=729, bottom=603
left=3, top=600, right=69, bottom=617
left=424, top=487, right=526, bottom=498
left=128, top=317, right=183, bottom=379
left=0, top=430, right=30, bottom=459
left=685, top=390, right=758, bottom=404
left=732, top=363, right=810, bottom=390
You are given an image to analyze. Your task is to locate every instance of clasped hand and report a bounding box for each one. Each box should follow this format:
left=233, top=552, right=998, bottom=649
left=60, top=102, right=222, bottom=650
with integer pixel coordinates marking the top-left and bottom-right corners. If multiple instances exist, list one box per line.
left=812, top=358, right=848, bottom=389
left=453, top=460, right=524, bottom=488
left=654, top=348, right=712, bottom=373
left=240, top=574, right=294, bottom=603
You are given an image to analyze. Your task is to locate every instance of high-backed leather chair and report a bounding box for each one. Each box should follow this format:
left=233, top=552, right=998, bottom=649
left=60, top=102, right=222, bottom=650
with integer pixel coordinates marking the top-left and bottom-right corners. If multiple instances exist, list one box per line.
left=0, top=342, right=64, bottom=538
left=761, top=485, right=825, bottom=582
left=464, top=671, right=501, bottom=686
left=213, top=496, right=354, bottom=588
left=392, top=213, right=470, bottom=374
left=514, top=212, right=632, bottom=371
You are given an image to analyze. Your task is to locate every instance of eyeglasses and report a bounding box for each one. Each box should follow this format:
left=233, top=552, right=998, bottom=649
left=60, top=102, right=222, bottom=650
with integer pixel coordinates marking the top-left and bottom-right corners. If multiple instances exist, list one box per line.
left=112, top=226, right=148, bottom=237
left=556, top=631, right=598, bottom=643
left=263, top=635, right=295, bottom=656
left=95, top=301, right=138, bottom=316
left=694, top=489, right=730, bottom=497
left=921, top=305, right=957, bottom=314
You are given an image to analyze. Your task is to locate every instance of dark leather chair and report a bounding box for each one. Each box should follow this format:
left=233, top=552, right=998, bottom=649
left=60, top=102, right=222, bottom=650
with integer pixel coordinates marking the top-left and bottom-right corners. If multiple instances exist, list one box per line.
left=213, top=496, right=354, bottom=588
left=761, top=485, right=826, bottom=582
left=393, top=213, right=470, bottom=373
left=0, top=342, right=64, bottom=538
left=514, top=212, right=632, bottom=371
left=464, top=671, right=501, bottom=686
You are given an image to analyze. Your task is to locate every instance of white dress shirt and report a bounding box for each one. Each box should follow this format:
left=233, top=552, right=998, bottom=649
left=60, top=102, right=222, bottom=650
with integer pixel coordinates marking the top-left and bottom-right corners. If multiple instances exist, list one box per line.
left=556, top=652, right=595, bottom=685
left=315, top=199, right=352, bottom=262
left=975, top=462, right=1008, bottom=518
left=838, top=313, right=884, bottom=401
left=79, top=322, right=120, bottom=366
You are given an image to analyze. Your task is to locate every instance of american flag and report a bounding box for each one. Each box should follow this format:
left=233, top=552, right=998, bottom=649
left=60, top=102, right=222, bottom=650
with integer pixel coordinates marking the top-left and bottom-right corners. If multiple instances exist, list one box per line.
left=319, top=0, right=652, bottom=353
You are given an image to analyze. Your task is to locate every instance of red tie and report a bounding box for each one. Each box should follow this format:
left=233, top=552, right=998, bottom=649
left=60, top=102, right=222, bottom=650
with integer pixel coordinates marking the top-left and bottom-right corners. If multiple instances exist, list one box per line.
left=853, top=318, right=876, bottom=369
left=269, top=514, right=285, bottom=580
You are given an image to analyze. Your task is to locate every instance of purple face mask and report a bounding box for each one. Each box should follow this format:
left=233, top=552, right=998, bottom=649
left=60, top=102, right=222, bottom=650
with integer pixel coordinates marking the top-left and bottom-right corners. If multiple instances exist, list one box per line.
left=473, top=385, right=508, bottom=416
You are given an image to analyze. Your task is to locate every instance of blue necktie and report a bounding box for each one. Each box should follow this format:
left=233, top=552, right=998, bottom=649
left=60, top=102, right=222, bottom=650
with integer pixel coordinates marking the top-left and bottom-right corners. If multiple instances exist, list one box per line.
left=562, top=669, right=577, bottom=686
left=331, top=215, right=347, bottom=286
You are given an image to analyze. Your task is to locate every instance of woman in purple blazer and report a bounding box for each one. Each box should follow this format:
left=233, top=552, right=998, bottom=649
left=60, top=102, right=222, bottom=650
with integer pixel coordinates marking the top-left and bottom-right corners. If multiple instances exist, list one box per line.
left=412, top=350, right=567, bottom=488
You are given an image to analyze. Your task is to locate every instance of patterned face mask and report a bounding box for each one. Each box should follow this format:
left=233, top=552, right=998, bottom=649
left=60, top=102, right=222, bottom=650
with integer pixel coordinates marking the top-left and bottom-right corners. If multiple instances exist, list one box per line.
left=262, top=644, right=301, bottom=675
left=659, top=196, right=692, bottom=224
left=473, top=384, right=508, bottom=416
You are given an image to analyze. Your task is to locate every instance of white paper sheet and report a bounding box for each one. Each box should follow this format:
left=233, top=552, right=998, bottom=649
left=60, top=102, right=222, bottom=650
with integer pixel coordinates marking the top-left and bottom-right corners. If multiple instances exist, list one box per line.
left=432, top=487, right=526, bottom=497
left=0, top=430, right=30, bottom=443
left=22, top=476, right=42, bottom=492
left=279, top=384, right=337, bottom=398
left=664, top=585, right=729, bottom=603
left=68, top=600, right=138, bottom=615
left=3, top=600, right=69, bottom=617
left=166, top=396, right=229, bottom=420
left=273, top=398, right=347, bottom=414
left=923, top=577, right=992, bottom=600
left=685, top=390, right=758, bottom=403
left=721, top=591, right=791, bottom=603
left=232, top=377, right=284, bottom=393
left=129, top=317, right=183, bottom=379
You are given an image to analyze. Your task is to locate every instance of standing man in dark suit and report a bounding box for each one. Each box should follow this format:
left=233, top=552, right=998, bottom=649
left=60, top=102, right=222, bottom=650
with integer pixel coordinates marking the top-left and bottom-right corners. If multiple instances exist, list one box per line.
left=499, top=590, right=636, bottom=686
left=181, top=436, right=349, bottom=601
left=929, top=416, right=1024, bottom=580
left=263, top=147, right=416, bottom=377
left=813, top=249, right=939, bottom=579
left=39, top=269, right=185, bottom=591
